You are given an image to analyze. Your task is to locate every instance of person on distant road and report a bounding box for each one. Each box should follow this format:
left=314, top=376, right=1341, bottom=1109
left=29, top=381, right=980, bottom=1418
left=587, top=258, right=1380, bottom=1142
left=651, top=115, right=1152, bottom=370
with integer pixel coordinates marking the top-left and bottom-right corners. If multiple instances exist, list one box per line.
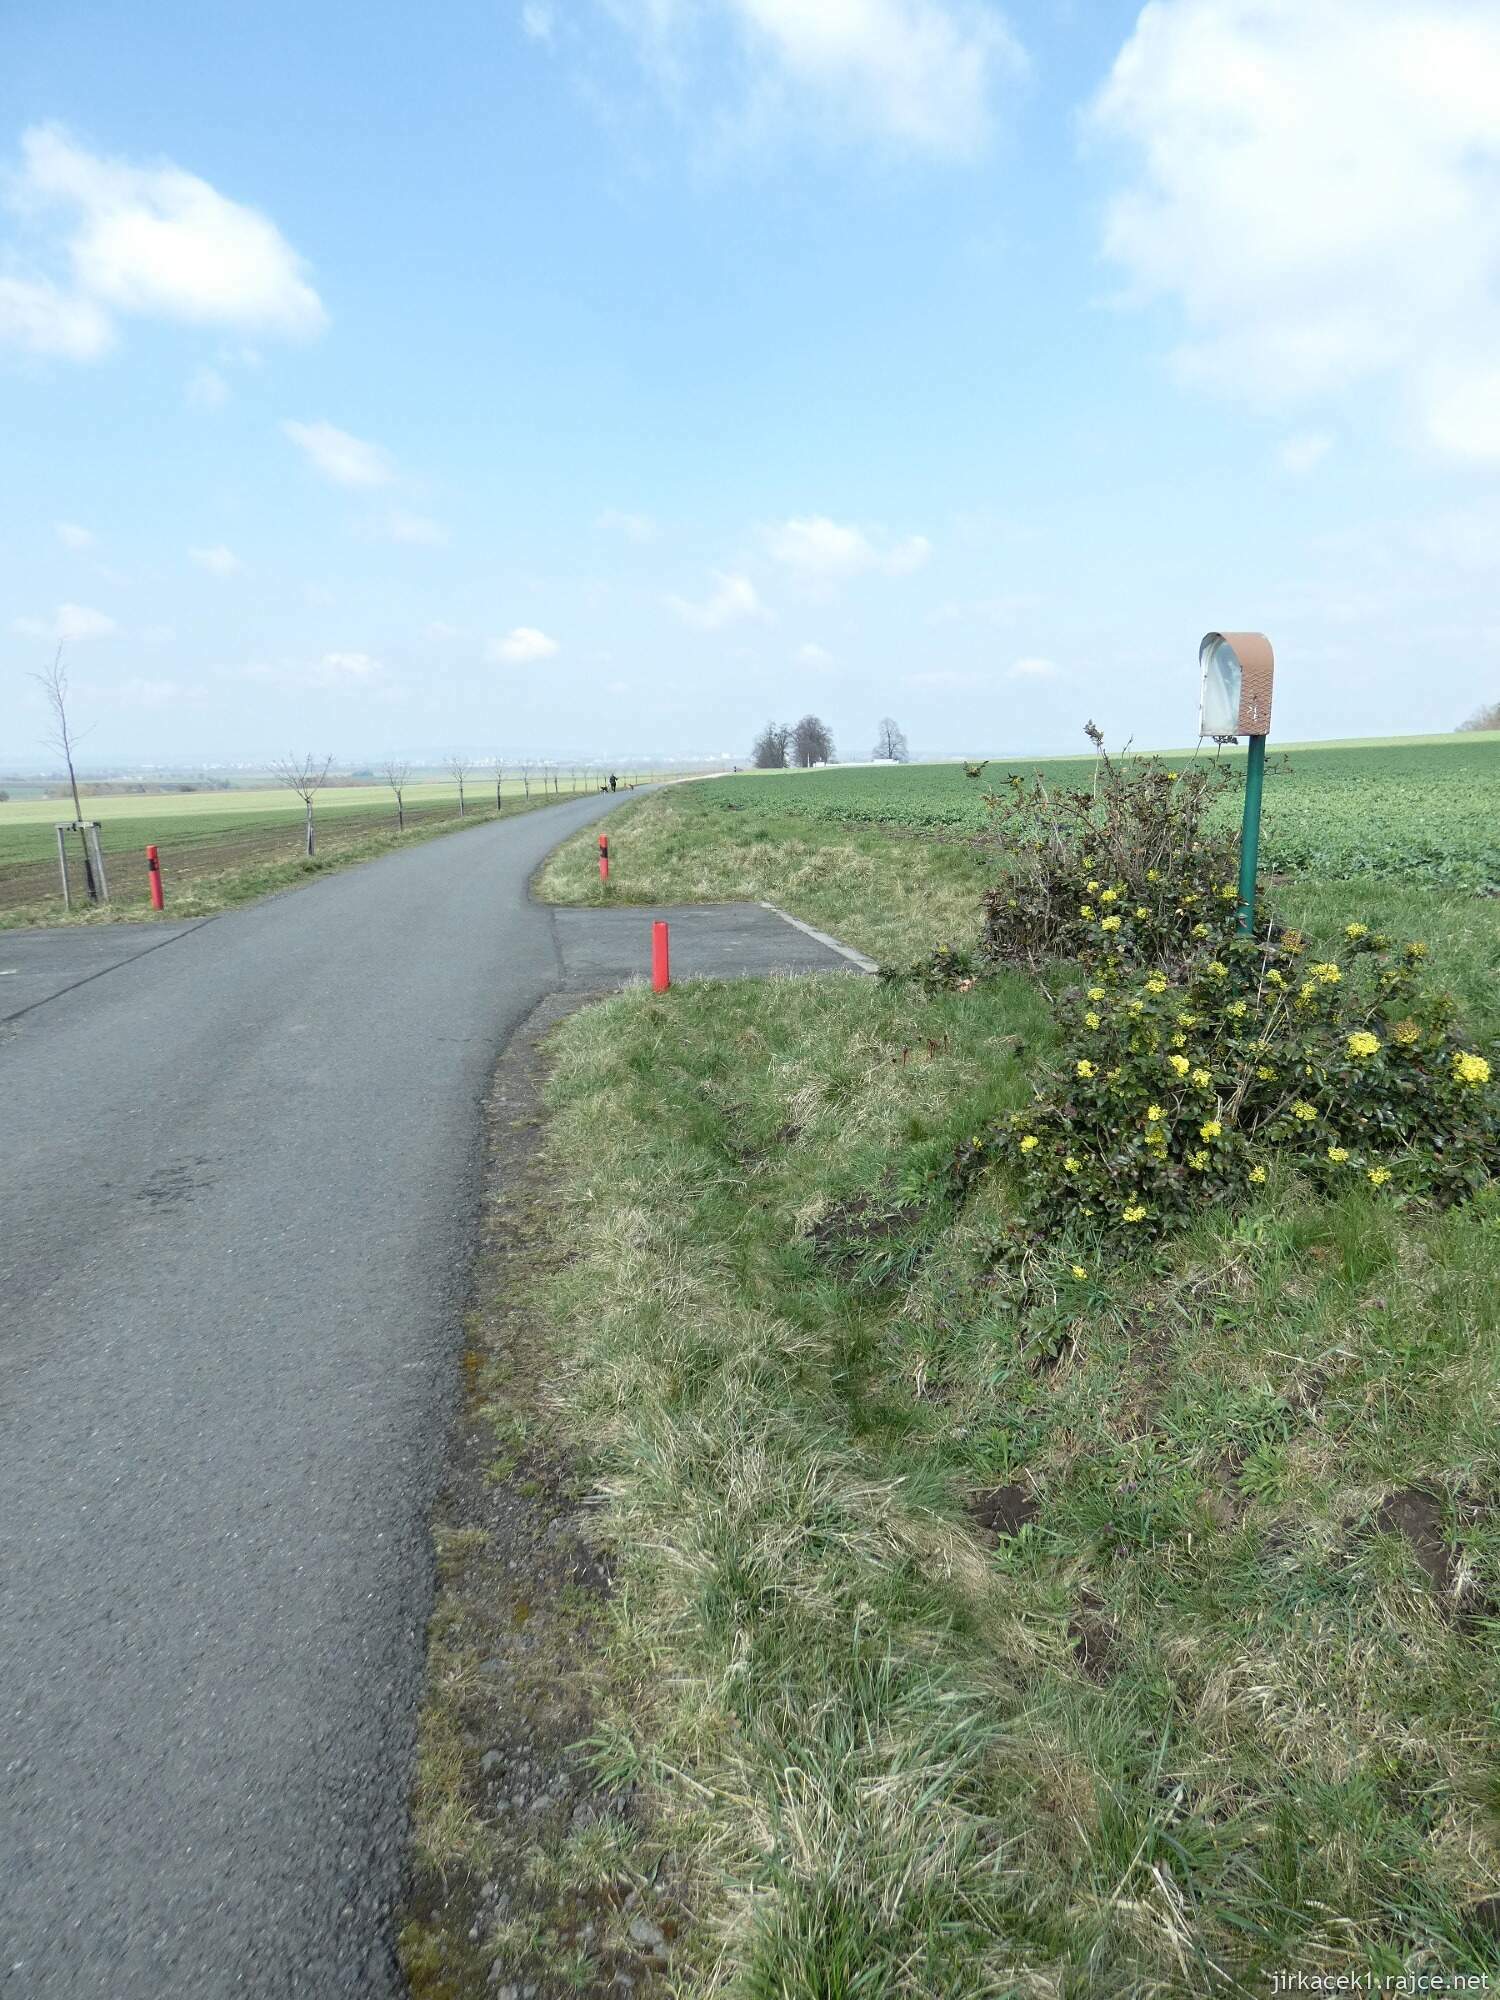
left=608, top=773, right=617, bottom=792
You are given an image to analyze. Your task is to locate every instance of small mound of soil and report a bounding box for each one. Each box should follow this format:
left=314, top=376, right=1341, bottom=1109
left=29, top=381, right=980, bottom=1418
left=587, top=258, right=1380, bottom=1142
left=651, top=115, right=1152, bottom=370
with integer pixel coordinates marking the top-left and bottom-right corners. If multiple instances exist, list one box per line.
left=965, top=1483, right=1038, bottom=1542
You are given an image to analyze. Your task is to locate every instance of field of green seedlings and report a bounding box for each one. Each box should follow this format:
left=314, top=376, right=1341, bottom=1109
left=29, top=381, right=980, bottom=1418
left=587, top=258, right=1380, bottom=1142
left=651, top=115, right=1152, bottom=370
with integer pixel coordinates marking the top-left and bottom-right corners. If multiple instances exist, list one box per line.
left=704, top=734, right=1500, bottom=893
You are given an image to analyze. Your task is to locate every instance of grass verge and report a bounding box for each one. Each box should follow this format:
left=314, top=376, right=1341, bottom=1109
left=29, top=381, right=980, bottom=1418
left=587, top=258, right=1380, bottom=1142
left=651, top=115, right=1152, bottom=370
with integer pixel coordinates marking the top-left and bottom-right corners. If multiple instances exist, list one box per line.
left=523, top=955, right=1500, bottom=1993
left=533, top=782, right=997, bottom=963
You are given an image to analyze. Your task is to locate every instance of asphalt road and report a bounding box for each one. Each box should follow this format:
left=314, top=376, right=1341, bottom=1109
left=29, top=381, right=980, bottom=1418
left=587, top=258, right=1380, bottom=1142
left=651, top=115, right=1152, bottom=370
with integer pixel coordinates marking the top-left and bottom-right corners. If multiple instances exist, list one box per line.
left=0, top=792, right=806, bottom=1998
left=1, top=797, right=860, bottom=1997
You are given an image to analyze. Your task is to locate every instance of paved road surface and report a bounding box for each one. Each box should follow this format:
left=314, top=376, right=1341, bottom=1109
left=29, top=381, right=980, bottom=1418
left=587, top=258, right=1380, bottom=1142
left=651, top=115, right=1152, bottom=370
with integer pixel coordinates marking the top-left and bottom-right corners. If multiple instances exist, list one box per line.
left=0, top=797, right=856, bottom=1998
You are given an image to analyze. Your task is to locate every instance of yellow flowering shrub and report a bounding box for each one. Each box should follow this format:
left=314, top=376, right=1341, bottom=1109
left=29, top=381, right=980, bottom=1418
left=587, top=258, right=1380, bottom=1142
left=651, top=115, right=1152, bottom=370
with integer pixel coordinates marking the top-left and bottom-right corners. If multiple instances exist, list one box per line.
left=950, top=922, right=1498, bottom=1242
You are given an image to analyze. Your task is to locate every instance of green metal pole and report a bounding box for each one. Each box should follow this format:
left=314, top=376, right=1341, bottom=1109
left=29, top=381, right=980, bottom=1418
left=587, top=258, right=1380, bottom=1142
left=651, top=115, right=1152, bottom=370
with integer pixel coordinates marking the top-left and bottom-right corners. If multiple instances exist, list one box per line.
left=1237, top=733, right=1267, bottom=935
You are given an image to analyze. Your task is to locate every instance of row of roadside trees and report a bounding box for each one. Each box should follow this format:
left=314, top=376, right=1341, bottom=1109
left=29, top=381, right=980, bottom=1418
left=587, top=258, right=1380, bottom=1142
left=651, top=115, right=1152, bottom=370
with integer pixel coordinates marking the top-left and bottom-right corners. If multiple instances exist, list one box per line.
left=276, top=754, right=627, bottom=855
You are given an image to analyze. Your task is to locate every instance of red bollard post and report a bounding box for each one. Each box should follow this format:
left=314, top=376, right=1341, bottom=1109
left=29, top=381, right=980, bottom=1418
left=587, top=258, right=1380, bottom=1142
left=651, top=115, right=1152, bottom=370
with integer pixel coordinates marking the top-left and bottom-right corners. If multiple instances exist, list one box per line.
left=598, top=832, right=610, bottom=884
left=651, top=920, right=670, bottom=993
left=146, top=844, right=165, bottom=911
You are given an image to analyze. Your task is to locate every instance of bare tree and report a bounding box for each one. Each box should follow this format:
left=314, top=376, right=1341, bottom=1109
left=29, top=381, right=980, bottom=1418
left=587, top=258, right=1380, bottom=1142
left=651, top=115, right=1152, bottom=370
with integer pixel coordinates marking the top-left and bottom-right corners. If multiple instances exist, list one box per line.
left=792, top=714, right=834, bottom=767
left=383, top=759, right=411, bottom=831
left=520, top=762, right=532, bottom=800
left=32, top=646, right=102, bottom=901
left=272, top=752, right=333, bottom=856
left=491, top=755, right=505, bottom=812
left=752, top=721, right=790, bottom=769
left=447, top=753, right=471, bottom=817
left=1460, top=699, right=1500, bottom=731
left=872, top=717, right=909, bottom=762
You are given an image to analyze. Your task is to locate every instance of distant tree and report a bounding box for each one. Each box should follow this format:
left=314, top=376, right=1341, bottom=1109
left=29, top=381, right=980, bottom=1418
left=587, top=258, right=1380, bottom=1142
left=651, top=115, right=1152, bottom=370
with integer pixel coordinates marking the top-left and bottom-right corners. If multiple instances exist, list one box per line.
left=752, top=722, right=791, bottom=769
left=1460, top=699, right=1500, bottom=732
left=519, top=762, right=532, bottom=800
left=491, top=755, right=505, bottom=811
left=447, top=753, right=471, bottom=817
left=792, top=715, right=834, bottom=767
left=33, top=646, right=101, bottom=900
left=272, top=752, right=332, bottom=857
left=382, top=759, right=411, bottom=831
left=873, top=717, right=909, bottom=762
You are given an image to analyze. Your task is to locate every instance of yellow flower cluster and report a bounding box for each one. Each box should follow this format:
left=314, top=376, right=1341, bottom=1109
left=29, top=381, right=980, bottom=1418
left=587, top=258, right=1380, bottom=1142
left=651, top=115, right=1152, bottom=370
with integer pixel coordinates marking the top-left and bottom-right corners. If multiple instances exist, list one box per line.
left=1367, top=1167, right=1391, bottom=1186
left=1393, top=1019, right=1421, bottom=1045
left=1122, top=1203, right=1147, bottom=1223
left=1454, top=1052, right=1491, bottom=1087
left=1346, top=1030, right=1382, bottom=1059
left=1076, top=1059, right=1096, bottom=1079
left=1188, top=1149, right=1209, bottom=1171
left=1248, top=1165, right=1267, bottom=1184
left=1308, top=962, right=1342, bottom=985
left=1199, top=1120, right=1222, bottom=1140
left=1071, top=1264, right=1088, bottom=1281
left=1084, top=1012, right=1102, bottom=1030
left=1327, top=1145, right=1350, bottom=1163
left=1292, top=1101, right=1317, bottom=1122
left=1100, top=916, right=1122, bottom=933
left=1063, top=1155, right=1079, bottom=1173
left=1168, top=1054, right=1190, bottom=1076
left=1206, top=961, right=1228, bottom=980
left=1145, top=976, right=1167, bottom=994
left=1345, top=922, right=1368, bottom=940
left=1192, top=1067, right=1211, bottom=1088
left=1146, top=1104, right=1164, bottom=1121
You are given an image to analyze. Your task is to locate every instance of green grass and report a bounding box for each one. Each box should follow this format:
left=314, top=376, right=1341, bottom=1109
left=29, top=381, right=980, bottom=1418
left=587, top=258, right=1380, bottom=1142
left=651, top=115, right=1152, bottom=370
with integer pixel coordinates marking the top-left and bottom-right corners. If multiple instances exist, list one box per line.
left=537, top=966, right=1500, bottom=1996
left=663, top=738, right=1500, bottom=893
left=525, top=759, right=1500, bottom=1992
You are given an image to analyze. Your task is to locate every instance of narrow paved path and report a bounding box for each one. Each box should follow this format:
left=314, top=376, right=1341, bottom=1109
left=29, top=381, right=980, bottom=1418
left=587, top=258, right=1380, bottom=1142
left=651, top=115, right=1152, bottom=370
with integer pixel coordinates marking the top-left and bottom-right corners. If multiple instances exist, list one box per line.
left=0, top=793, right=835, bottom=1998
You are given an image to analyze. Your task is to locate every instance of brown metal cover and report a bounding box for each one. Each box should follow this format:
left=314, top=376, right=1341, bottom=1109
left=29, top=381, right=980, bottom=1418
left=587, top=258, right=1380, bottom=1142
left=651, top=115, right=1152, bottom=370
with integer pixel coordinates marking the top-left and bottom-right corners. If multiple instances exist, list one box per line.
left=1221, top=630, right=1274, bottom=734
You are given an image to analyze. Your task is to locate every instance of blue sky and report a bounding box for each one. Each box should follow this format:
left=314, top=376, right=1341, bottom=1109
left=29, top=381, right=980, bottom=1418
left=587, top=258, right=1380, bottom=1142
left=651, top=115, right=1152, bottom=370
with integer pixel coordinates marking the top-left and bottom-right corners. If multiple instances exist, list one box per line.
left=3, top=0, right=1498, bottom=767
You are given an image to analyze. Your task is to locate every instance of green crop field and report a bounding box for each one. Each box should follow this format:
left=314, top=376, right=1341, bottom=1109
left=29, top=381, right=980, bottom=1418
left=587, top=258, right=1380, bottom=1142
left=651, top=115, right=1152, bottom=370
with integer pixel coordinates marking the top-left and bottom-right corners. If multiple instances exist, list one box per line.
left=699, top=734, right=1500, bottom=894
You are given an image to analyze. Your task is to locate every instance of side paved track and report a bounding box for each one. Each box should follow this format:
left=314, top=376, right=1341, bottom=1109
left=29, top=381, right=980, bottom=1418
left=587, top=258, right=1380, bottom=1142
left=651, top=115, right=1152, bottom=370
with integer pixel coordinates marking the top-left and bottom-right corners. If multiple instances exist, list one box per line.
left=0, top=793, right=639, bottom=1998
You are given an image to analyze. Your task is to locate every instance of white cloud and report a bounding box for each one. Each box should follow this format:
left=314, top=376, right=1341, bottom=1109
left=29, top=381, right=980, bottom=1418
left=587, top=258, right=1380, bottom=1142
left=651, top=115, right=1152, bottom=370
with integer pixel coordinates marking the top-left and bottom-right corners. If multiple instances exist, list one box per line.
left=316, top=650, right=385, bottom=684
left=2, top=126, right=325, bottom=362
left=1009, top=655, right=1057, bottom=679
left=0, top=275, right=113, bottom=358
left=598, top=508, right=658, bottom=543
left=1089, top=0, right=1500, bottom=458
left=54, top=520, right=94, bottom=550
left=13, top=602, right=117, bottom=643
left=282, top=419, right=396, bottom=488
left=797, top=641, right=835, bottom=666
left=904, top=666, right=991, bottom=690
left=763, top=515, right=931, bottom=583
left=665, top=571, right=765, bottom=629
left=190, top=543, right=245, bottom=576
left=428, top=619, right=464, bottom=640
left=611, top=0, right=1023, bottom=153
left=381, top=509, right=448, bottom=546
left=491, top=626, right=561, bottom=662
left=1277, top=430, right=1334, bottom=475
left=186, top=364, right=229, bottom=408
left=222, top=650, right=392, bottom=692
left=522, top=2, right=555, bottom=40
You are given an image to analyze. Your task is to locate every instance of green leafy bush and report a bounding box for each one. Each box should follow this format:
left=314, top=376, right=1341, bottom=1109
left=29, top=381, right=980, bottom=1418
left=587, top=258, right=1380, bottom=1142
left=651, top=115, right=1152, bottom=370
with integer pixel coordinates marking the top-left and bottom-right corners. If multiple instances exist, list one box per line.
left=956, top=924, right=1498, bottom=1244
